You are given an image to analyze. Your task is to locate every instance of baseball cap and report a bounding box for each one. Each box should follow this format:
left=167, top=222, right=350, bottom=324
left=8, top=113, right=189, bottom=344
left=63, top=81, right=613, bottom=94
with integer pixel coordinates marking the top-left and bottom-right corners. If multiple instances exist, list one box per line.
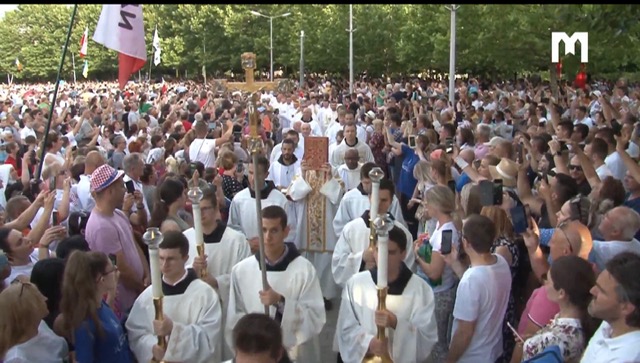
left=90, top=164, right=125, bottom=193
left=484, top=136, right=506, bottom=147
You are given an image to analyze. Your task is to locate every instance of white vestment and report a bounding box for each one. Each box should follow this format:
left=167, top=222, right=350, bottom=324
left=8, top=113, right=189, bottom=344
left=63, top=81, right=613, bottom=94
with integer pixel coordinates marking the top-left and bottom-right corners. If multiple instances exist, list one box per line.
left=227, top=247, right=326, bottom=363
left=337, top=269, right=438, bottom=363
left=329, top=139, right=374, bottom=168
left=337, top=164, right=362, bottom=191
left=267, top=159, right=304, bottom=250
left=184, top=225, right=251, bottom=361
left=332, top=214, right=416, bottom=287
left=333, top=186, right=406, bottom=237
left=228, top=185, right=296, bottom=242
left=270, top=143, right=304, bottom=165
left=325, top=122, right=367, bottom=145
left=126, top=272, right=222, bottom=363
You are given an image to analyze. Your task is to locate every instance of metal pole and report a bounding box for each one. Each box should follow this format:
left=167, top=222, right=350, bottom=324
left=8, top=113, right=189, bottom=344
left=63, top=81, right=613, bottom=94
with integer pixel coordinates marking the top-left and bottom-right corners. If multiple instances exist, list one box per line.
left=300, top=30, right=304, bottom=88
left=448, top=4, right=458, bottom=107
left=37, top=4, right=77, bottom=181
left=349, top=4, right=354, bottom=94
left=203, top=33, right=206, bottom=84
left=71, top=52, right=76, bottom=84
left=269, top=17, right=273, bottom=82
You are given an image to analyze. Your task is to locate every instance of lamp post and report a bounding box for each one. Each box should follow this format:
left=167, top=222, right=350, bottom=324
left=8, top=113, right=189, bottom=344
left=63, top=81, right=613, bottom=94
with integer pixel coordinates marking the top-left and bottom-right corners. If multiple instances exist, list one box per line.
left=300, top=30, right=304, bottom=88
left=446, top=4, right=459, bottom=107
left=250, top=10, right=291, bottom=82
left=346, top=5, right=357, bottom=94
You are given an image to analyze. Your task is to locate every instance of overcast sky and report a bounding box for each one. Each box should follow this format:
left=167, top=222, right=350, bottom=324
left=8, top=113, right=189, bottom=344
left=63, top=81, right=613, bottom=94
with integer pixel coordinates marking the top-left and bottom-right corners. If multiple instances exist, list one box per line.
left=0, top=5, right=17, bottom=19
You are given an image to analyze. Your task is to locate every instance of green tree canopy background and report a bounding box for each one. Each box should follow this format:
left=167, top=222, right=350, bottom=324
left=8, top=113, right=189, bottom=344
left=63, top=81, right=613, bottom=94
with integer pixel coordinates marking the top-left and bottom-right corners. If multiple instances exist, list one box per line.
left=1, top=4, right=639, bottom=82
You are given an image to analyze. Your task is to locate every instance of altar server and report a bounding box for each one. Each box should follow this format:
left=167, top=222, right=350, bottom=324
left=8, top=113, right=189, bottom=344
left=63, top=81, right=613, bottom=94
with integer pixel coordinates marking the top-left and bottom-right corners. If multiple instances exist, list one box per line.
left=332, top=178, right=415, bottom=288
left=337, top=226, right=438, bottom=363
left=227, top=205, right=326, bottom=363
left=126, top=231, right=222, bottom=363
left=228, top=155, right=296, bottom=247
left=333, top=163, right=405, bottom=237
left=184, top=187, right=251, bottom=361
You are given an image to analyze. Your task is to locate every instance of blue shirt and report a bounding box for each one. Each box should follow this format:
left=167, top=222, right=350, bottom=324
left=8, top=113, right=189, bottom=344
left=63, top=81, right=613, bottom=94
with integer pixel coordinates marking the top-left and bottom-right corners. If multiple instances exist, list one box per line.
left=399, top=144, right=420, bottom=197
left=74, top=301, right=133, bottom=363
left=624, top=194, right=640, bottom=240
left=455, top=172, right=471, bottom=193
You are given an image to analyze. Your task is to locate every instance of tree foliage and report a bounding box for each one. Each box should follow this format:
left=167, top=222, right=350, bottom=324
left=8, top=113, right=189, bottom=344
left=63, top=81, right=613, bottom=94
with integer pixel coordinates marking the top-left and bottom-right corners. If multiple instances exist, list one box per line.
left=0, top=4, right=638, bottom=81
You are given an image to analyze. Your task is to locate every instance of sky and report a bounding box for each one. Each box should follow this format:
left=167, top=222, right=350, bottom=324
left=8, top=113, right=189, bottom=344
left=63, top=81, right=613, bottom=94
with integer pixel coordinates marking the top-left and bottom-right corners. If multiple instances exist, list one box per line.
left=0, top=4, right=17, bottom=19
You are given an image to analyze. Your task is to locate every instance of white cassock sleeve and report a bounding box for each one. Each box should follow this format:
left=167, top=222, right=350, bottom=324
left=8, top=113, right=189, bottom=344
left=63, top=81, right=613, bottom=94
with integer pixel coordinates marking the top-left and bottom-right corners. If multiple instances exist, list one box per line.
left=337, top=282, right=374, bottom=362
left=163, top=288, right=223, bottom=363
left=332, top=227, right=363, bottom=287
left=332, top=202, right=353, bottom=238
left=126, top=295, right=157, bottom=363
left=226, top=267, right=249, bottom=350
left=392, top=283, right=438, bottom=362
left=217, top=241, right=251, bottom=303
left=227, top=199, right=242, bottom=233
left=279, top=264, right=326, bottom=349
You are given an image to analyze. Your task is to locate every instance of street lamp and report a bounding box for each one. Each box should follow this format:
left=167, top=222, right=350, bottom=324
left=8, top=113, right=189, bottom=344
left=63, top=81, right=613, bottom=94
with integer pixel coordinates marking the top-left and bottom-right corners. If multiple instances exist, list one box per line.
left=250, top=10, right=291, bottom=82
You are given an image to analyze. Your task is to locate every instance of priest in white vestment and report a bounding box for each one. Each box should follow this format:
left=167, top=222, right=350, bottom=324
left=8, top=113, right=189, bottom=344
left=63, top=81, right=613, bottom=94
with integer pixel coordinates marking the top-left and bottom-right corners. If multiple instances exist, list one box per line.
left=126, top=231, right=222, bottom=363
left=333, top=163, right=406, bottom=237
left=336, top=149, right=362, bottom=191
left=329, top=122, right=374, bottom=168
left=332, top=178, right=416, bottom=288
left=337, top=226, right=438, bottom=363
left=267, top=139, right=304, bottom=250
left=227, top=206, right=326, bottom=363
left=297, top=108, right=323, bottom=137
left=294, top=161, right=341, bottom=305
left=270, top=129, right=304, bottom=164
left=184, top=188, right=251, bottom=361
left=228, top=155, right=296, bottom=246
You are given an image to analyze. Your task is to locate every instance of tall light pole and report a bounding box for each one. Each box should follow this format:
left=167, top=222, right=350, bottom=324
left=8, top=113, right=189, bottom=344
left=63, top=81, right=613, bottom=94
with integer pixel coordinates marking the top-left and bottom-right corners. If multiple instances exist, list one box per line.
left=61, top=46, right=76, bottom=84
left=300, top=30, right=304, bottom=88
left=250, top=10, right=291, bottom=81
left=446, top=4, right=459, bottom=107
left=346, top=4, right=356, bottom=94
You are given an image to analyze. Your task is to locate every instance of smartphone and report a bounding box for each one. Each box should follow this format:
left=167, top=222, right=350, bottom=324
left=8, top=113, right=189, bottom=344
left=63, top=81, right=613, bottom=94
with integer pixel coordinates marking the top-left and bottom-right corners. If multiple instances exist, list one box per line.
left=493, top=179, right=503, bottom=205
left=125, top=180, right=135, bottom=194
left=266, top=131, right=273, bottom=140
left=510, top=205, right=528, bottom=235
left=49, top=177, right=56, bottom=191
left=479, top=180, right=495, bottom=207
left=440, top=230, right=453, bottom=255
left=236, top=162, right=244, bottom=174
left=72, top=145, right=78, bottom=152
left=408, top=135, right=417, bottom=148
left=208, top=122, right=217, bottom=130
left=30, top=179, right=40, bottom=196
left=52, top=211, right=59, bottom=226
left=108, top=253, right=117, bottom=267
left=559, top=140, right=568, bottom=151
left=445, top=137, right=454, bottom=154
left=524, top=204, right=532, bottom=223
left=515, top=143, right=524, bottom=164
left=507, top=321, right=525, bottom=343
left=233, top=131, right=242, bottom=143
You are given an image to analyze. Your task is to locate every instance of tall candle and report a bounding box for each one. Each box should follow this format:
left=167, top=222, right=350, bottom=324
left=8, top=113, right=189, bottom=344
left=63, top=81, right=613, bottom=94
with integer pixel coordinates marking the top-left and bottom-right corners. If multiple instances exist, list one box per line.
left=193, top=204, right=204, bottom=248
left=370, top=181, right=380, bottom=222
left=377, top=235, right=388, bottom=288
left=149, top=248, right=163, bottom=298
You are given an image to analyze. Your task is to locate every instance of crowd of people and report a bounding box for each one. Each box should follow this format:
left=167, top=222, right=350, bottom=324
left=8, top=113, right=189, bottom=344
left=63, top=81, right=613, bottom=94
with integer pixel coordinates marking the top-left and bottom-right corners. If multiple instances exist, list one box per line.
left=0, top=76, right=639, bottom=363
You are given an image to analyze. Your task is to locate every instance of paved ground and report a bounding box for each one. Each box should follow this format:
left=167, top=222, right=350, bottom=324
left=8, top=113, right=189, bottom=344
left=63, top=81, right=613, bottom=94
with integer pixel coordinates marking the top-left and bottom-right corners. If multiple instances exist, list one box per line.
left=319, top=297, right=341, bottom=362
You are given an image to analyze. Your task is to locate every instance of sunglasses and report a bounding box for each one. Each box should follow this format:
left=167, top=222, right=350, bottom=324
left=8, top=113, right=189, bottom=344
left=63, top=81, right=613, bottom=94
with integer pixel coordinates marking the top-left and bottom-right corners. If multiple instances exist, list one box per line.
left=568, top=165, right=583, bottom=172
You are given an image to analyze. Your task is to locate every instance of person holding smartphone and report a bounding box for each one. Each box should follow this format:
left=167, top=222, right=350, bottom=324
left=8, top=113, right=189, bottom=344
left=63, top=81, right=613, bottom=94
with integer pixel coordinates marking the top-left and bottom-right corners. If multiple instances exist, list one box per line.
left=412, top=185, right=461, bottom=362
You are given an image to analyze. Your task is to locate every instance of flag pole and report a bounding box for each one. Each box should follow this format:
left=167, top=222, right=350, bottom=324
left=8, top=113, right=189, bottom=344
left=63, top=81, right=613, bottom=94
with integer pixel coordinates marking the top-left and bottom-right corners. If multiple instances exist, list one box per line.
left=36, top=4, right=78, bottom=181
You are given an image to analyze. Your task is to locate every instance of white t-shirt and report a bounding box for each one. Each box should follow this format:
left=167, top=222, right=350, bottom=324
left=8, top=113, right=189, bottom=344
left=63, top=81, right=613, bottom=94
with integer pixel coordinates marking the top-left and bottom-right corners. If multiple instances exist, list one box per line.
left=451, top=254, right=512, bottom=363
left=189, top=138, right=217, bottom=168
left=4, top=320, right=69, bottom=363
left=4, top=254, right=38, bottom=286
left=581, top=321, right=640, bottom=363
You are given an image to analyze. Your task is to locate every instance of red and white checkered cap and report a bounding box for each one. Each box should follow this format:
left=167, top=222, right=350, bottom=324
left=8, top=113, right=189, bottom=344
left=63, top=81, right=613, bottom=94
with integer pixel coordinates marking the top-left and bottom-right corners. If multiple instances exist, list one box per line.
left=90, top=164, right=125, bottom=193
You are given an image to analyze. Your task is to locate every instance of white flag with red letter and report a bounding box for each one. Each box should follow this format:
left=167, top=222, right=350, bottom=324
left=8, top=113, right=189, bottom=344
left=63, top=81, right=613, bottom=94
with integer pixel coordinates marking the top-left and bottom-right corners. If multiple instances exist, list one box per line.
left=79, top=27, right=88, bottom=58
left=93, top=5, right=147, bottom=89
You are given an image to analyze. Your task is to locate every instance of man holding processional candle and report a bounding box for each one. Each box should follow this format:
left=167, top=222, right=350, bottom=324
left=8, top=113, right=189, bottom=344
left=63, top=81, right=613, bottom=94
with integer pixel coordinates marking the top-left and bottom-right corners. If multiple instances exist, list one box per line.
left=126, top=230, right=223, bottom=363
left=183, top=178, right=251, bottom=361
left=336, top=223, right=438, bottom=363
left=332, top=175, right=416, bottom=289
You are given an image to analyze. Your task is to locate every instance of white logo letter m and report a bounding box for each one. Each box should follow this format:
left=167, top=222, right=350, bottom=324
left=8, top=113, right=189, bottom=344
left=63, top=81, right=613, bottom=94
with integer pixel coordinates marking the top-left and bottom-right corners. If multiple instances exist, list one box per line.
left=551, top=32, right=588, bottom=63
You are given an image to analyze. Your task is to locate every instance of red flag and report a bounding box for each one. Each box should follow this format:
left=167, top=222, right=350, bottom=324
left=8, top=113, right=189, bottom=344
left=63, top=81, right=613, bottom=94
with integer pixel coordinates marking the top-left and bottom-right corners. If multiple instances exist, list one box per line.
left=79, top=27, right=88, bottom=58
left=92, top=5, right=147, bottom=89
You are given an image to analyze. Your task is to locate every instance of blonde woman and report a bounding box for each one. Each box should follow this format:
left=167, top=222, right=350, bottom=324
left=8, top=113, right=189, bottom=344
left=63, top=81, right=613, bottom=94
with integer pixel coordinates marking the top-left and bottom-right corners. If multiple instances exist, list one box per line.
left=412, top=185, right=461, bottom=362
left=0, top=282, right=68, bottom=362
left=410, top=160, right=437, bottom=236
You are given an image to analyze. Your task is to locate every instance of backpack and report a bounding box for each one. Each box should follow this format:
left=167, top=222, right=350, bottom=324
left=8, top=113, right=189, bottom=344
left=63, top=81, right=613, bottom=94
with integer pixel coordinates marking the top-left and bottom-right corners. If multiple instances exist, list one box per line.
left=522, top=345, right=563, bottom=363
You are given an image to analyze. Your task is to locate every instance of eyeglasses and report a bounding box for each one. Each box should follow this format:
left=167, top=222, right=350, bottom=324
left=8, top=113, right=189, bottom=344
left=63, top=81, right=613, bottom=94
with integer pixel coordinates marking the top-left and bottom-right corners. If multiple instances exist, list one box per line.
left=569, top=165, right=583, bottom=172
left=103, top=266, right=118, bottom=276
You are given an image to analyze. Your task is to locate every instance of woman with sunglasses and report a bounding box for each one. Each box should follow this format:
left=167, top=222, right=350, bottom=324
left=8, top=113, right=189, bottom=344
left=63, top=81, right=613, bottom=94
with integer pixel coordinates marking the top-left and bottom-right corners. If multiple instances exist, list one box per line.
left=56, top=251, right=132, bottom=363
left=0, top=281, right=68, bottom=362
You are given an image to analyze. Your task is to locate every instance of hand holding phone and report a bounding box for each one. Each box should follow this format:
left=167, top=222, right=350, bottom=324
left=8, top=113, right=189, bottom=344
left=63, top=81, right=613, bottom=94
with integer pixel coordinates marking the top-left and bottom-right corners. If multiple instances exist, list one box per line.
left=440, top=230, right=453, bottom=255
left=507, top=321, right=525, bottom=343
left=125, top=180, right=135, bottom=194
